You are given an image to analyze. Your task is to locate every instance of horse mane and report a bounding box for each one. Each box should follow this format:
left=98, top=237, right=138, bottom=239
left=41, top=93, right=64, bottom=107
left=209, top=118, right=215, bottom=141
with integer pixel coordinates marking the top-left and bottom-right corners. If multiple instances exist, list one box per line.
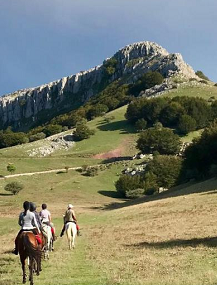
left=23, top=233, right=42, bottom=260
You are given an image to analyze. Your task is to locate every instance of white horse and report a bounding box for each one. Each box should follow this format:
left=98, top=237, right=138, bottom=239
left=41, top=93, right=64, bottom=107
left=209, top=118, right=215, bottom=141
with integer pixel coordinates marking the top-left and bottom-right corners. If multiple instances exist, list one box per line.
left=42, top=224, right=53, bottom=259
left=65, top=222, right=77, bottom=250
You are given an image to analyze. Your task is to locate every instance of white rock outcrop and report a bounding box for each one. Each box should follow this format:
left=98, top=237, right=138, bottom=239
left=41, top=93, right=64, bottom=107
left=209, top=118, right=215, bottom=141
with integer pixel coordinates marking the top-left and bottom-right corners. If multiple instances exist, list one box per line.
left=0, top=41, right=197, bottom=129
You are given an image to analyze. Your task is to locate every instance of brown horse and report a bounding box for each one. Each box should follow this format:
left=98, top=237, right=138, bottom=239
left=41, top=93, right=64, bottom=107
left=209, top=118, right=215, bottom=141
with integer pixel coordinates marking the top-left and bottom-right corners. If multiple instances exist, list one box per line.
left=17, top=231, right=42, bottom=285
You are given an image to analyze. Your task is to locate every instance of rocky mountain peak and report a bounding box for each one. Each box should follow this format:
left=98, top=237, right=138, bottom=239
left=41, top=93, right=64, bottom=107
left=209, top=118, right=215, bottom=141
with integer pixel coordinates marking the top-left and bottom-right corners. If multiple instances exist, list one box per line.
left=0, top=41, right=197, bottom=130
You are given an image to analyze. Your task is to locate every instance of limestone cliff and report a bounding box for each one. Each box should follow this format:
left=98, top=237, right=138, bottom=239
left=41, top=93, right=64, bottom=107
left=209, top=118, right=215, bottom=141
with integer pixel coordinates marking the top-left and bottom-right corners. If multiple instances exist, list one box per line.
left=0, top=41, right=197, bottom=130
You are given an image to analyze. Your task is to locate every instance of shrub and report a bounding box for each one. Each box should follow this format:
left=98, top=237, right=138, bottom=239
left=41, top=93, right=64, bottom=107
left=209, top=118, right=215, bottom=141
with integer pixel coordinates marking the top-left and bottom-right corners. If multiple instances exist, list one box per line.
left=146, top=155, right=183, bottom=188
left=115, top=174, right=142, bottom=197
left=177, top=115, right=197, bottom=135
left=160, top=102, right=184, bottom=127
left=7, top=163, right=16, bottom=174
left=86, top=167, right=98, bottom=177
left=135, top=119, right=147, bottom=131
left=196, top=70, right=209, bottom=81
left=73, top=123, right=94, bottom=141
left=29, top=132, right=46, bottom=142
left=200, top=80, right=208, bottom=84
left=137, top=126, right=181, bottom=155
left=4, top=181, right=24, bottom=195
left=130, top=71, right=164, bottom=96
left=0, top=132, right=29, bottom=148
left=87, top=104, right=109, bottom=119
left=184, top=120, right=217, bottom=178
left=125, top=188, right=145, bottom=199
left=43, top=124, right=62, bottom=137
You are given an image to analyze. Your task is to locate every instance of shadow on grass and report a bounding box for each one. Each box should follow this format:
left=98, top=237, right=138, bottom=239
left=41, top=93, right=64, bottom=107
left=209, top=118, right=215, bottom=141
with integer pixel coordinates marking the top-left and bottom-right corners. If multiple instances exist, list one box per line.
left=102, top=156, right=132, bottom=164
left=56, top=171, right=66, bottom=174
left=97, top=120, right=135, bottom=134
left=95, top=178, right=217, bottom=211
left=98, top=190, right=122, bottom=199
left=127, top=236, right=217, bottom=249
left=0, top=193, right=13, bottom=196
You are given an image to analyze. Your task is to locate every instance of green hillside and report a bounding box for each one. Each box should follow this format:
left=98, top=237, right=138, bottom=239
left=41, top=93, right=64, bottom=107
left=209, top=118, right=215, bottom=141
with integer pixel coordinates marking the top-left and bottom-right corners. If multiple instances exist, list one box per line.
left=1, top=83, right=217, bottom=285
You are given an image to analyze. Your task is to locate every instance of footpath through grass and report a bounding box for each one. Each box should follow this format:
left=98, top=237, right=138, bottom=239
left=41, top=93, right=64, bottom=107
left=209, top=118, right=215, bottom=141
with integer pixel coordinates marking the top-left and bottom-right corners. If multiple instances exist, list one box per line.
left=0, top=217, right=108, bottom=285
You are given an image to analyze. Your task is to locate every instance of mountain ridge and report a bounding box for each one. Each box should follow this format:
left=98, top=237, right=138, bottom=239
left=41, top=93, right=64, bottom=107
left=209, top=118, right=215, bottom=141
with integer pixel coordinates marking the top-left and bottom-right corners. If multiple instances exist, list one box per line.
left=0, top=41, right=197, bottom=130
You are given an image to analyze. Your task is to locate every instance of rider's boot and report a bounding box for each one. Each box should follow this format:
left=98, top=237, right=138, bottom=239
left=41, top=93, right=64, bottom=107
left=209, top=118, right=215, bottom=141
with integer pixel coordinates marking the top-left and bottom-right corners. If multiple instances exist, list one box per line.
left=12, top=247, right=18, bottom=255
left=60, top=226, right=65, bottom=237
left=77, top=230, right=82, bottom=236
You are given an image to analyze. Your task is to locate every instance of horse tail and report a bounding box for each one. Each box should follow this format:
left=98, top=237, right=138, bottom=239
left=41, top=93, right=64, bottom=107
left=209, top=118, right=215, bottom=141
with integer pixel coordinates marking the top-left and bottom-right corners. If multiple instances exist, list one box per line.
left=23, top=233, right=42, bottom=261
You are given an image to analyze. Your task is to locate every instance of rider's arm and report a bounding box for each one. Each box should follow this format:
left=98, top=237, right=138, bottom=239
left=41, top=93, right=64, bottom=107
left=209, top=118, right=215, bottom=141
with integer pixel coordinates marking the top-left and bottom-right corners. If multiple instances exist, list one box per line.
left=33, top=215, right=40, bottom=233
left=71, top=210, right=77, bottom=222
left=18, top=213, right=23, bottom=226
left=48, top=211, right=51, bottom=223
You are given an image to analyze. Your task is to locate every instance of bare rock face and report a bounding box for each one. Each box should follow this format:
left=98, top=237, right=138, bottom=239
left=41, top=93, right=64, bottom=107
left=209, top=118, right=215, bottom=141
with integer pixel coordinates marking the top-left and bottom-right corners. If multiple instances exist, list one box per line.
left=0, top=41, right=197, bottom=130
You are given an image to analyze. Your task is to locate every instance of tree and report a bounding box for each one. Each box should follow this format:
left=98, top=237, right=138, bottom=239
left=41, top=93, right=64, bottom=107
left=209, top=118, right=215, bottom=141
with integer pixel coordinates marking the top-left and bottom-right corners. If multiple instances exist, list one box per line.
left=73, top=122, right=94, bottom=141
left=43, top=124, right=62, bottom=137
left=196, top=70, right=209, bottom=81
left=87, top=104, right=109, bottom=119
left=115, top=174, right=142, bottom=197
left=130, top=71, right=164, bottom=96
left=29, top=132, right=46, bottom=142
left=177, top=115, right=197, bottom=135
left=7, top=163, right=16, bottom=174
left=146, top=155, right=183, bottom=188
left=184, top=120, right=217, bottom=178
left=137, top=127, right=181, bottom=155
left=4, top=181, right=24, bottom=195
left=160, top=102, right=184, bottom=127
left=135, top=119, right=147, bottom=131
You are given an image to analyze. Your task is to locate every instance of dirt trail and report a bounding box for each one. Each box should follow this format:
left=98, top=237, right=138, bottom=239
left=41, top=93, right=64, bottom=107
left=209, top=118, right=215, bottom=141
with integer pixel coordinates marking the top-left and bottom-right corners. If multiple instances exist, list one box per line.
left=0, top=166, right=82, bottom=179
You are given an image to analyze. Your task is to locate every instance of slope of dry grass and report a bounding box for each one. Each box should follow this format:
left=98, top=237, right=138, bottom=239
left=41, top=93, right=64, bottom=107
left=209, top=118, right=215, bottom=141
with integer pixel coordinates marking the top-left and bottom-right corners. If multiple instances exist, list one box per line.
left=87, top=178, right=217, bottom=285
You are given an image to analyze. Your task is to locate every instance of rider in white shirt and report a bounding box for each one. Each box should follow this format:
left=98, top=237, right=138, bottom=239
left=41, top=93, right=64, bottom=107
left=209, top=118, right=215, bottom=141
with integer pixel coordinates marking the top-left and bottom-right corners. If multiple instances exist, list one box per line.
left=13, top=201, right=41, bottom=255
left=39, top=203, right=56, bottom=241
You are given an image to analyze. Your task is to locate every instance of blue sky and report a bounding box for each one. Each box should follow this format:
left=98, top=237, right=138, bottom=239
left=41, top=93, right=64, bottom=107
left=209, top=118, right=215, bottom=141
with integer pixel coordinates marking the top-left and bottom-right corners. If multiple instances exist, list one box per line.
left=0, top=0, right=216, bottom=96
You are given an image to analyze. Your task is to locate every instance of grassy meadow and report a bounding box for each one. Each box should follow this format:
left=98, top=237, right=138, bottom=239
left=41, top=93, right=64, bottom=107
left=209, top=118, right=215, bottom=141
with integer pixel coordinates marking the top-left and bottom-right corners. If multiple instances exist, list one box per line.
left=1, top=84, right=217, bottom=284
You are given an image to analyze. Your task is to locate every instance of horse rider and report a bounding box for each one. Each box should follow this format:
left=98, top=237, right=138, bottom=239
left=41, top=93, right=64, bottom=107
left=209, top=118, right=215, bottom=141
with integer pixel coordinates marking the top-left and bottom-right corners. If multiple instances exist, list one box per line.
left=30, top=202, right=43, bottom=231
left=60, top=204, right=81, bottom=237
left=39, top=203, right=56, bottom=241
left=13, top=201, right=41, bottom=255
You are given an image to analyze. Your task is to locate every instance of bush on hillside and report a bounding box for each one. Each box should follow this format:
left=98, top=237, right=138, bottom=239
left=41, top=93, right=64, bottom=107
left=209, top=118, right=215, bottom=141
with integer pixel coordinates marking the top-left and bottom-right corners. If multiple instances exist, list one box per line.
left=146, top=155, right=183, bottom=188
left=160, top=102, right=185, bottom=127
left=125, top=96, right=211, bottom=133
left=29, top=132, right=46, bottom=142
left=196, top=70, right=209, bottom=81
left=125, top=188, right=145, bottom=199
left=7, top=163, right=16, bottom=174
left=135, top=118, right=147, bottom=131
left=43, top=124, right=63, bottom=137
left=177, top=115, right=197, bottom=135
left=85, top=167, right=98, bottom=177
left=130, top=71, right=164, bottom=96
left=87, top=104, right=109, bottom=119
left=0, top=131, right=29, bottom=148
left=4, top=181, right=24, bottom=195
left=115, top=174, right=142, bottom=197
left=73, top=122, right=95, bottom=141
left=184, top=120, right=217, bottom=178
left=137, top=126, right=181, bottom=155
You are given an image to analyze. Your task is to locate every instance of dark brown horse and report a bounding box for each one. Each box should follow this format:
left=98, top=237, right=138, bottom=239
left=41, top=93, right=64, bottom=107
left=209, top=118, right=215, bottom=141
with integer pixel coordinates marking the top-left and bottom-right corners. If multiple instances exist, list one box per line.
left=17, top=231, right=42, bottom=285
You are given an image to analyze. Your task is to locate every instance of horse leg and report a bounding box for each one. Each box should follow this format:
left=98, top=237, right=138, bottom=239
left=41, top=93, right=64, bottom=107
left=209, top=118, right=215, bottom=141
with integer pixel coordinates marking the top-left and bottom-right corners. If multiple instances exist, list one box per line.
left=29, top=257, right=34, bottom=285
left=21, top=259, right=27, bottom=284
left=72, top=228, right=75, bottom=249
